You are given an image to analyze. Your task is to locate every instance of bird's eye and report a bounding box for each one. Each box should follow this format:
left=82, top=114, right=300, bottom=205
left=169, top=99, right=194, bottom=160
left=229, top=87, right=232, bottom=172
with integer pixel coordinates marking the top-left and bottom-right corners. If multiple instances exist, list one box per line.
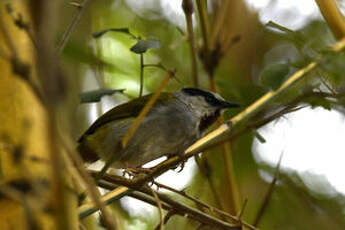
left=205, top=95, right=217, bottom=105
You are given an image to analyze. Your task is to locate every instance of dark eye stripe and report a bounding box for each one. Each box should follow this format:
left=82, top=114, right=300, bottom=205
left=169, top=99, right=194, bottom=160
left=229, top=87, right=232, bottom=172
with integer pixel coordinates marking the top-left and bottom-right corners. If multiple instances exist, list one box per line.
left=206, top=95, right=221, bottom=106
left=205, top=95, right=215, bottom=103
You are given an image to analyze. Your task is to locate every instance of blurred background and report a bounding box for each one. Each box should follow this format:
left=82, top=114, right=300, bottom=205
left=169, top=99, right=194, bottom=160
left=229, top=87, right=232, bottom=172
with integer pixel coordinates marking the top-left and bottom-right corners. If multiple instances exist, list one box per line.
left=59, top=0, right=345, bottom=229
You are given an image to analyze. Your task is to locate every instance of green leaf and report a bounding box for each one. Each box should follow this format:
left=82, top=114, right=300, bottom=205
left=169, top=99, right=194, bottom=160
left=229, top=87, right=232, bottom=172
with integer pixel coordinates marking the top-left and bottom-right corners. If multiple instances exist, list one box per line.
left=130, top=39, right=161, bottom=54
left=92, top=28, right=135, bottom=39
left=80, top=89, right=125, bottom=103
left=63, top=42, right=121, bottom=72
left=259, top=63, right=290, bottom=90
left=307, top=97, right=332, bottom=110
left=318, top=52, right=345, bottom=89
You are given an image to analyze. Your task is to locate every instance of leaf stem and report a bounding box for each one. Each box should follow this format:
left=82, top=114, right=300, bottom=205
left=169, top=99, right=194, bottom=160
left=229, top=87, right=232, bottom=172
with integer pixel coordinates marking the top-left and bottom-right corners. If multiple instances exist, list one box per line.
left=139, top=53, right=144, bottom=97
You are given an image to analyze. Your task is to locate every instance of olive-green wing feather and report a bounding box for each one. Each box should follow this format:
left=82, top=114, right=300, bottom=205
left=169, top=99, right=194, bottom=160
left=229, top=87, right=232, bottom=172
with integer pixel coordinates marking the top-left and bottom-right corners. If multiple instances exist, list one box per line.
left=78, top=92, right=174, bottom=142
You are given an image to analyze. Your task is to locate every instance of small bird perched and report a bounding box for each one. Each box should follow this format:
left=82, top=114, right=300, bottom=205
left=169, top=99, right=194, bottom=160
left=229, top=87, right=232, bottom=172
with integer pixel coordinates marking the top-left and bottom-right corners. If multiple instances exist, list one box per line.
left=77, top=88, right=239, bottom=169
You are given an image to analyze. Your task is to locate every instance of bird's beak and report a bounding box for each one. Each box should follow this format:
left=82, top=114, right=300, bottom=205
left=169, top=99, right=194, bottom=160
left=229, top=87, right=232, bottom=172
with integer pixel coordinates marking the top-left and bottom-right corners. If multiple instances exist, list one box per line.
left=220, top=101, right=240, bottom=109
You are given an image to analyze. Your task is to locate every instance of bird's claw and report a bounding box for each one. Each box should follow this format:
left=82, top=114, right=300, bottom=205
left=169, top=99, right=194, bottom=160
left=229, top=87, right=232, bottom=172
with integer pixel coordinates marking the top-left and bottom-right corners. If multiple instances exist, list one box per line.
left=122, top=166, right=153, bottom=177
left=175, top=156, right=187, bottom=173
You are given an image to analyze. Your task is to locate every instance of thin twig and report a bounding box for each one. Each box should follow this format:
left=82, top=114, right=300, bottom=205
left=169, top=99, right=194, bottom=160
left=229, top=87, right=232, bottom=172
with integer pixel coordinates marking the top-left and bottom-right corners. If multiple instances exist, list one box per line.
left=196, top=0, right=210, bottom=51
left=182, top=0, right=199, bottom=86
left=94, top=181, right=219, bottom=230
left=57, top=0, right=92, bottom=54
left=198, top=1, right=241, bottom=216
left=58, top=134, right=118, bottom=230
left=139, top=53, right=144, bottom=97
left=150, top=187, right=164, bottom=230
left=237, top=199, right=248, bottom=229
left=153, top=181, right=257, bottom=230
left=222, top=35, right=241, bottom=56
left=154, top=210, right=176, bottom=230
left=209, top=73, right=240, bottom=215
left=210, top=0, right=230, bottom=48
left=193, top=154, right=224, bottom=215
left=238, top=200, right=247, bottom=220
left=129, top=190, right=172, bottom=211
left=143, top=187, right=239, bottom=230
left=220, top=142, right=240, bottom=214
left=122, top=70, right=175, bottom=148
left=253, top=153, right=283, bottom=227
left=96, top=180, right=241, bottom=230
left=78, top=185, right=130, bottom=219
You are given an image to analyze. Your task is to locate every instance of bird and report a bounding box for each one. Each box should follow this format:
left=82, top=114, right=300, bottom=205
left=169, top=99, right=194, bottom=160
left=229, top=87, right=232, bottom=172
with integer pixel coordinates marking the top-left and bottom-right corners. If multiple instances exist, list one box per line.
left=77, top=87, right=239, bottom=169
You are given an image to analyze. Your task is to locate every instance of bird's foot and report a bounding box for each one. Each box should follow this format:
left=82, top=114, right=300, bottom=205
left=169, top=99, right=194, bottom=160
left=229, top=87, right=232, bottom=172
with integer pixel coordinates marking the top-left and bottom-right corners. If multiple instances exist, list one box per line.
left=166, top=154, right=188, bottom=173
left=174, top=156, right=188, bottom=173
left=122, top=165, right=153, bottom=177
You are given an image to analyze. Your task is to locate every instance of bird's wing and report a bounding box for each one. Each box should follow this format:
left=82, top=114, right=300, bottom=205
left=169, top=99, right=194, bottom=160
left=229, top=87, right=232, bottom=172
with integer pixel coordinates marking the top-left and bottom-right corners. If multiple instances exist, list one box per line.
left=78, top=92, right=174, bottom=142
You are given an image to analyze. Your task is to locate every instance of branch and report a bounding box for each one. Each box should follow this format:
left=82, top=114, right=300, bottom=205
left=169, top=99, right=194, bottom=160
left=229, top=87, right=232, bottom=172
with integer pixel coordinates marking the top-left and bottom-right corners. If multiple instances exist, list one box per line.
left=96, top=180, right=242, bottom=230
left=182, top=0, right=199, bottom=86
left=315, top=0, right=345, bottom=40
left=193, top=153, right=225, bottom=215
left=57, top=0, right=92, bottom=54
left=150, top=186, right=164, bottom=230
left=154, top=211, right=176, bottom=230
left=207, top=87, right=240, bottom=215
left=153, top=181, right=257, bottom=230
left=196, top=0, right=210, bottom=51
left=78, top=184, right=131, bottom=219
left=237, top=199, right=248, bottom=221
left=210, top=0, right=230, bottom=48
left=253, top=154, right=283, bottom=227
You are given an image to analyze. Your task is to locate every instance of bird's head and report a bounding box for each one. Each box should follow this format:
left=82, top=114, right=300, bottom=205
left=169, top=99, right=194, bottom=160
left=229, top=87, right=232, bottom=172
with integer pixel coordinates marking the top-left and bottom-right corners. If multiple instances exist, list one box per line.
left=175, top=88, right=240, bottom=132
